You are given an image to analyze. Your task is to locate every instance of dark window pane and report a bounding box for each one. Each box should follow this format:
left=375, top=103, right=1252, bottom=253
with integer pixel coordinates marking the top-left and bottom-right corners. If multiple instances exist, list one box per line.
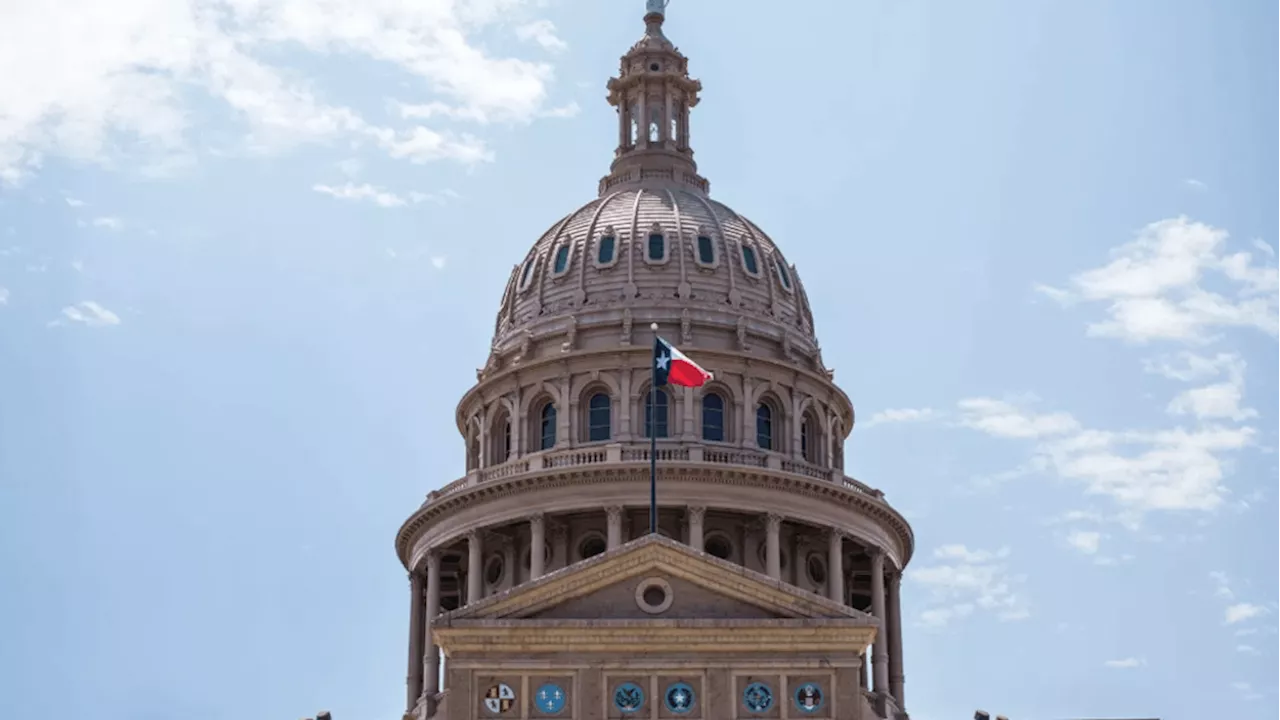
left=553, top=245, right=570, bottom=274
left=755, top=403, right=773, bottom=449
left=588, top=393, right=611, bottom=442
left=645, top=389, right=669, bottom=438
left=702, top=393, right=724, bottom=442
left=519, top=258, right=535, bottom=285
left=777, top=260, right=791, bottom=288
left=648, top=233, right=665, bottom=261
left=742, top=245, right=759, bottom=274
left=697, top=235, right=714, bottom=264
left=540, top=403, right=557, bottom=450
left=598, top=236, right=616, bottom=263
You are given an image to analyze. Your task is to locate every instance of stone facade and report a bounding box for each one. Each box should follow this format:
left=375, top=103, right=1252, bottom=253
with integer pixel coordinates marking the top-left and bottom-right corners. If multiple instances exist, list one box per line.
left=395, top=5, right=913, bottom=720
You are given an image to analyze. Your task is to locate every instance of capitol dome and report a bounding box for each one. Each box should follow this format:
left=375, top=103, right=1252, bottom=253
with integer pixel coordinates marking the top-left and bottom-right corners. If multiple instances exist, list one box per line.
left=396, top=6, right=914, bottom=720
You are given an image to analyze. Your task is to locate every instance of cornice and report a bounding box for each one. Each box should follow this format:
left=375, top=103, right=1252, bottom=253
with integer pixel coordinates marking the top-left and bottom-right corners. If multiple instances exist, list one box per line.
left=396, top=466, right=914, bottom=571
left=432, top=624, right=875, bottom=656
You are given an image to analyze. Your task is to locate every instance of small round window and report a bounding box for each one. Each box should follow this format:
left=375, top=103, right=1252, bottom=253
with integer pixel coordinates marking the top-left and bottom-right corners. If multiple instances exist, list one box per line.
left=704, top=534, right=733, bottom=560
left=806, top=554, right=827, bottom=585
left=579, top=535, right=607, bottom=560
left=484, top=554, right=504, bottom=585
left=635, top=577, right=674, bottom=614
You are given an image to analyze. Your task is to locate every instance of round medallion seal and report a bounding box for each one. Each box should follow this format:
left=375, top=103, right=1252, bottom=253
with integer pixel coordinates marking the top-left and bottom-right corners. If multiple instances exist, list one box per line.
left=534, top=683, right=566, bottom=714
left=612, top=682, right=645, bottom=713
left=742, top=682, right=774, bottom=713
left=483, top=683, right=516, bottom=714
left=793, top=682, right=824, bottom=714
left=664, top=682, right=695, bottom=714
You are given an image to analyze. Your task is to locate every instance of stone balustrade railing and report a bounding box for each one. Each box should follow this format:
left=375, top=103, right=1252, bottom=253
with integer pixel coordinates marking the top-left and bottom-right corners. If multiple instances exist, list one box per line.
left=428, top=442, right=884, bottom=505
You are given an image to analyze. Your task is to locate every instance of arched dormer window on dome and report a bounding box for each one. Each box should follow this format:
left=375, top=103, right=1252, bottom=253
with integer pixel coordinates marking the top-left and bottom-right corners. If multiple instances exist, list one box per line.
left=517, top=256, right=538, bottom=292
left=586, top=392, right=612, bottom=442
left=800, top=409, right=823, bottom=465
left=701, top=392, right=727, bottom=442
left=645, top=228, right=669, bottom=265
left=489, top=410, right=512, bottom=465
left=740, top=240, right=761, bottom=278
left=595, top=230, right=619, bottom=268
left=551, top=241, right=573, bottom=277
left=774, top=256, right=793, bottom=292
left=694, top=232, right=717, bottom=268
left=644, top=387, right=670, bottom=438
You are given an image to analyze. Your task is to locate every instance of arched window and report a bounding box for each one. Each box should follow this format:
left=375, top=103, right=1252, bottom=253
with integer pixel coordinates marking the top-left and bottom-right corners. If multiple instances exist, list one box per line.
left=776, top=259, right=792, bottom=290
left=539, top=403, right=557, bottom=450
left=702, top=393, right=725, bottom=442
left=645, top=389, right=669, bottom=438
left=801, top=416, right=811, bottom=462
left=502, top=419, right=512, bottom=461
left=755, top=403, right=774, bottom=450
left=467, top=437, right=480, bottom=470
left=518, top=258, right=535, bottom=289
left=587, top=393, right=611, bottom=442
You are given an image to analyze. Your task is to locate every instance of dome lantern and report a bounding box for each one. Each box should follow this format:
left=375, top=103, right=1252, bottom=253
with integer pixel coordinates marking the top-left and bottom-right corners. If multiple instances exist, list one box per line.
left=601, top=1, right=710, bottom=197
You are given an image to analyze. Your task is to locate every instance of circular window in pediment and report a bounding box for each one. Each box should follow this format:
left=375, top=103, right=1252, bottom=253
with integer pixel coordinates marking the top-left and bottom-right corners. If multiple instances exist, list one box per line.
left=635, top=576, right=674, bottom=614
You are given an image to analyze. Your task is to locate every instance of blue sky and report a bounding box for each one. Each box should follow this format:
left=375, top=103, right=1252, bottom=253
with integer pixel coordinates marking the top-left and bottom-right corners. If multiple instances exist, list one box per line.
left=0, top=1, right=1275, bottom=719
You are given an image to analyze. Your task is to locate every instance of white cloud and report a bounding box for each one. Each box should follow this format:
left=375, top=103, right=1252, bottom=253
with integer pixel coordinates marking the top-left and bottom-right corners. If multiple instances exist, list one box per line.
left=1225, top=603, right=1267, bottom=625
left=0, top=286, right=8, bottom=305
left=65, top=197, right=85, bottom=207
left=0, top=0, right=568, bottom=183
left=1236, top=644, right=1259, bottom=654
left=959, top=395, right=1254, bottom=513
left=1183, top=178, right=1208, bottom=191
left=1103, top=657, right=1144, bottom=668
left=91, top=216, right=123, bottom=231
left=1065, top=530, right=1101, bottom=555
left=1167, top=380, right=1256, bottom=422
left=313, top=182, right=407, bottom=208
left=515, top=20, right=568, bottom=53
left=863, top=407, right=938, bottom=428
left=910, top=544, right=1029, bottom=626
left=1036, top=217, right=1279, bottom=343
left=56, top=301, right=121, bottom=327
left=430, top=256, right=447, bottom=269
left=1144, top=351, right=1243, bottom=382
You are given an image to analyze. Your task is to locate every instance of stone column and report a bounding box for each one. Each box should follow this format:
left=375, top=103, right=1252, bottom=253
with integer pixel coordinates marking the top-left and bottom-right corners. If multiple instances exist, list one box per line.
left=405, top=571, right=425, bottom=710
left=681, top=385, right=695, bottom=440
left=529, top=513, right=546, bottom=579
left=827, top=529, right=845, bottom=602
left=887, top=569, right=905, bottom=707
left=687, top=506, right=705, bottom=552
left=501, top=537, right=516, bottom=592
left=551, top=524, right=568, bottom=572
left=467, top=529, right=483, bottom=604
left=606, top=506, right=624, bottom=549
left=638, top=93, right=648, bottom=147
left=765, top=513, right=782, bottom=580
left=423, top=551, right=442, bottom=697
left=870, top=549, right=889, bottom=694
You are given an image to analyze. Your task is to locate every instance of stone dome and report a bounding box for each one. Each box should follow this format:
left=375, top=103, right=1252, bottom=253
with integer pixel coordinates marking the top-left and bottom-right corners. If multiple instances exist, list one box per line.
left=491, top=189, right=817, bottom=352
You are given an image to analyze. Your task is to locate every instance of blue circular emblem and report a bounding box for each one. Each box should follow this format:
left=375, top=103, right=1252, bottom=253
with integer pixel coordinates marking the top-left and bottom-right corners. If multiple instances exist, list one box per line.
left=793, top=682, right=824, bottom=714
left=742, top=682, right=774, bottom=713
left=613, top=682, right=645, bottom=713
left=664, top=682, right=695, bottom=714
left=534, top=683, right=566, bottom=714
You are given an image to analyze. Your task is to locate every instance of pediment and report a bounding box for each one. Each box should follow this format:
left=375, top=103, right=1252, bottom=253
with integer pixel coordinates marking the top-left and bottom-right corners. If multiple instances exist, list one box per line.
left=436, top=534, right=873, bottom=624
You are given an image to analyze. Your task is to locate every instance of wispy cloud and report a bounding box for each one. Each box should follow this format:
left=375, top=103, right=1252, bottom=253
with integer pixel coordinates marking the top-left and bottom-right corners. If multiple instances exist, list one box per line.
left=65, top=197, right=85, bottom=207
left=1183, top=178, right=1208, bottom=191
left=313, top=182, right=458, bottom=208
left=1065, top=530, right=1102, bottom=555
left=53, top=301, right=121, bottom=328
left=430, top=256, right=447, bottom=270
left=91, top=216, right=123, bottom=231
left=862, top=407, right=939, bottom=428
left=1103, top=657, right=1145, bottom=668
left=1225, top=603, right=1268, bottom=625
left=515, top=20, right=568, bottom=53
left=0, top=286, right=8, bottom=305
left=0, top=0, right=571, bottom=183
left=1035, top=216, right=1278, bottom=343
left=910, top=544, right=1029, bottom=627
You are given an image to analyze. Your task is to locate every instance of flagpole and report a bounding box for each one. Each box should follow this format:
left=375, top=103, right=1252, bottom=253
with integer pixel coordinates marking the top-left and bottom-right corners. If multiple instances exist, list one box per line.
left=649, top=322, right=659, bottom=535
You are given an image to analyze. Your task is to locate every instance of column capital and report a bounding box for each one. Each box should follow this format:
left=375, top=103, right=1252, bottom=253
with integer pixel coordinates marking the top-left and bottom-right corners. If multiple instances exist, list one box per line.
left=466, top=528, right=482, bottom=542
left=765, top=512, right=783, bottom=531
left=687, top=505, right=706, bottom=522
left=528, top=512, right=546, bottom=529
left=424, top=549, right=440, bottom=574
left=605, top=505, right=624, bottom=520
left=886, top=569, right=902, bottom=587
left=827, top=527, right=846, bottom=541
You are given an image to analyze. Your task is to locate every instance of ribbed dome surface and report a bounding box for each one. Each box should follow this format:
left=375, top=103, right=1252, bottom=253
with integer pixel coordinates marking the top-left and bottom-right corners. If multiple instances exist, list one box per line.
left=492, top=187, right=816, bottom=348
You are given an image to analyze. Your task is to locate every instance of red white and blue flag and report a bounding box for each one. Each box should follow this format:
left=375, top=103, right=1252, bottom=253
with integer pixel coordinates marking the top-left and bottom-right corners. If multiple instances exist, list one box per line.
left=653, top=336, right=712, bottom=388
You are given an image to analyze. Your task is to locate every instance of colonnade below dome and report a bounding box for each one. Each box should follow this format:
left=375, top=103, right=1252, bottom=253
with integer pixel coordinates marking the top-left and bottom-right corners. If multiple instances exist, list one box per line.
left=404, top=506, right=907, bottom=718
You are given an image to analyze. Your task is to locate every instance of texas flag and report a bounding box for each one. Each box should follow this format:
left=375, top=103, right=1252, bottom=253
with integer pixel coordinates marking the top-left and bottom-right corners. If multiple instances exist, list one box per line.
left=653, top=336, right=713, bottom=388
